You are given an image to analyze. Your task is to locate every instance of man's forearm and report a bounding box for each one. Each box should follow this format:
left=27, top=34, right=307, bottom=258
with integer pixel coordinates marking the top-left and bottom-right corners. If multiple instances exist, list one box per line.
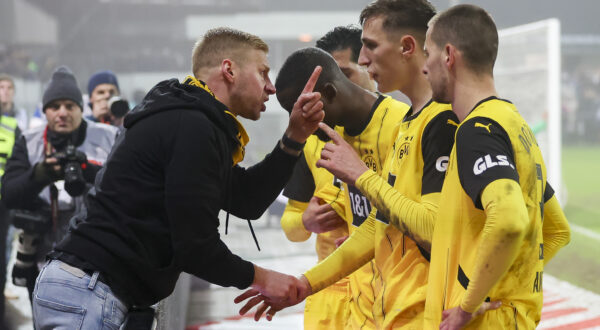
left=303, top=216, right=375, bottom=293
left=227, top=143, right=299, bottom=219
left=356, top=170, right=438, bottom=249
left=460, top=179, right=528, bottom=313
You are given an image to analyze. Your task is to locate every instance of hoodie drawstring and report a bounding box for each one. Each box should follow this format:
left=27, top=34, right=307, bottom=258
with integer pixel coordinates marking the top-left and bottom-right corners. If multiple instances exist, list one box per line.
left=224, top=167, right=260, bottom=251
left=224, top=213, right=261, bottom=251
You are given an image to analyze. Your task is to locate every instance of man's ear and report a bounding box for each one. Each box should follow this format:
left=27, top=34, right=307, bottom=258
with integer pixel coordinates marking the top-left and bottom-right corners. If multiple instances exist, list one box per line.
left=444, top=44, right=456, bottom=70
left=221, top=59, right=235, bottom=83
left=321, top=82, right=337, bottom=104
left=399, top=35, right=417, bottom=56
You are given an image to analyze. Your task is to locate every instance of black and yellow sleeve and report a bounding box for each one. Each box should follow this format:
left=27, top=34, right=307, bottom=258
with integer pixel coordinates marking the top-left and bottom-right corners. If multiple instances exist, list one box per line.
left=456, top=117, right=519, bottom=209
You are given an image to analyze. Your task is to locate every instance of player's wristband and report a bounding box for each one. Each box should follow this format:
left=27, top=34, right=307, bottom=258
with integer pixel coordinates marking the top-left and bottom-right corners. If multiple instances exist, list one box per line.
left=281, top=134, right=305, bottom=152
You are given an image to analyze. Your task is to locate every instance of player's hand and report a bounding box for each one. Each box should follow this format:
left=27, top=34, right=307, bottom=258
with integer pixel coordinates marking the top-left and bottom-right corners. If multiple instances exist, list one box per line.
left=302, top=196, right=346, bottom=233
left=440, top=301, right=502, bottom=330
left=316, top=122, right=369, bottom=185
left=284, top=66, right=325, bottom=144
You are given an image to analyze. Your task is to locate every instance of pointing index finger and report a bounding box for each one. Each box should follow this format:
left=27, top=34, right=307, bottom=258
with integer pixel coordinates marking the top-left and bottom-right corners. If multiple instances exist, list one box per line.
left=302, top=66, right=322, bottom=94
left=318, top=122, right=343, bottom=144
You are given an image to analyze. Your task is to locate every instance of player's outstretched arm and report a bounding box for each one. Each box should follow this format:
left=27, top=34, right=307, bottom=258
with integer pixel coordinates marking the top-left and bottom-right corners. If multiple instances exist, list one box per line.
left=234, top=216, right=376, bottom=321
left=542, top=192, right=570, bottom=265
left=303, top=214, right=376, bottom=292
left=316, top=122, right=437, bottom=248
left=355, top=171, right=438, bottom=250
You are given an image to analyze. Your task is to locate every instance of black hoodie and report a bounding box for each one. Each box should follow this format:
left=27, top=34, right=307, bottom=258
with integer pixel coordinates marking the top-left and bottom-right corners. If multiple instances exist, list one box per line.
left=54, top=78, right=299, bottom=306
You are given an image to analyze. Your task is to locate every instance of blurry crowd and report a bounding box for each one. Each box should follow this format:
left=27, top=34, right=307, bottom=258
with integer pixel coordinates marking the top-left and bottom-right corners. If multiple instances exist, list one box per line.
left=563, top=68, right=600, bottom=144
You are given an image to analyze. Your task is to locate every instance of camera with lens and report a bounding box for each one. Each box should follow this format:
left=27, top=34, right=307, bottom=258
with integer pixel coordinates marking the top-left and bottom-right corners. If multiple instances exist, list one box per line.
left=8, top=209, right=49, bottom=287
left=52, top=144, right=88, bottom=197
left=9, top=209, right=50, bottom=234
left=108, top=95, right=130, bottom=118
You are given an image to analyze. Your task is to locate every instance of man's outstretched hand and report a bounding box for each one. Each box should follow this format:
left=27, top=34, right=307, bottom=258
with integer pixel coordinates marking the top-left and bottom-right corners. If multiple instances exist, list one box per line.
left=234, top=268, right=312, bottom=321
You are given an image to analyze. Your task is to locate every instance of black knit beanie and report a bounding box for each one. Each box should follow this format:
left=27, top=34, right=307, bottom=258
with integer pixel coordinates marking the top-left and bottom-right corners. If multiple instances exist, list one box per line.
left=42, top=66, right=83, bottom=112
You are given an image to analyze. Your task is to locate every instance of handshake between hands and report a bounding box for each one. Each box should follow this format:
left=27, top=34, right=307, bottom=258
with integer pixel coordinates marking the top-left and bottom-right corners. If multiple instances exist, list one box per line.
left=234, top=265, right=313, bottom=321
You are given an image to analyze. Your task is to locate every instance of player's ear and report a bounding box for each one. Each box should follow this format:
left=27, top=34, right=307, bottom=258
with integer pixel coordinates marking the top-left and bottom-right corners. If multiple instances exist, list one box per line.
left=400, top=35, right=417, bottom=56
left=321, top=82, right=337, bottom=104
left=221, top=59, right=235, bottom=83
left=444, top=44, right=455, bottom=70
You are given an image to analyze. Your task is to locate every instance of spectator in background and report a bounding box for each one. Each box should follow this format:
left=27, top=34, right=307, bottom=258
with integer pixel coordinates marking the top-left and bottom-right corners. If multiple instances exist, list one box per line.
left=87, top=70, right=128, bottom=127
left=1, top=66, right=117, bottom=307
left=0, top=74, right=28, bottom=131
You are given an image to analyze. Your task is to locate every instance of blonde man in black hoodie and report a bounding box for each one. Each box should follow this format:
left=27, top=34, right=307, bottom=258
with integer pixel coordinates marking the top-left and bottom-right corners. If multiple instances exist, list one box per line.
left=32, top=27, right=322, bottom=329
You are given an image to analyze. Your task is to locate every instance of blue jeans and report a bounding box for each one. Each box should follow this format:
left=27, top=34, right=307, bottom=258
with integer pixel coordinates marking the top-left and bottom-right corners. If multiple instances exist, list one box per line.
left=32, top=259, right=129, bottom=330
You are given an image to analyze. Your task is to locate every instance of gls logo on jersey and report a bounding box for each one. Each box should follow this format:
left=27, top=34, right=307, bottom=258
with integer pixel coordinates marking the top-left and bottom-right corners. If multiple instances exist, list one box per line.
left=473, top=154, right=515, bottom=175
left=436, top=156, right=449, bottom=172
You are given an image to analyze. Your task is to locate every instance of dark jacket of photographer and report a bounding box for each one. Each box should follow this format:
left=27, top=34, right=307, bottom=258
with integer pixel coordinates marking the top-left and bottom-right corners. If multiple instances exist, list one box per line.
left=1, top=120, right=118, bottom=257
left=52, top=78, right=299, bottom=307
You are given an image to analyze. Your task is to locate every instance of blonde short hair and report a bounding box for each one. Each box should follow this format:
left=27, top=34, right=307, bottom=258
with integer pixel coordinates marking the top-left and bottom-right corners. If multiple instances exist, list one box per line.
left=191, top=27, right=269, bottom=78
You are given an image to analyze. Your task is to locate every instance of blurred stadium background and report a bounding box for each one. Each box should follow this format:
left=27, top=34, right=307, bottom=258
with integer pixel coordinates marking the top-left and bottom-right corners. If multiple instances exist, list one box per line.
left=1, top=0, right=600, bottom=329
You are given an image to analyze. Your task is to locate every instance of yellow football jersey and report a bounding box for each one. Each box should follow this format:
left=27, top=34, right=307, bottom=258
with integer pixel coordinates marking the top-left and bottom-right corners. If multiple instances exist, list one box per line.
left=337, top=95, right=410, bottom=329
left=305, top=134, right=349, bottom=261
left=424, top=97, right=548, bottom=329
left=362, top=101, right=457, bottom=329
left=282, top=134, right=351, bottom=330
left=285, top=94, right=408, bottom=329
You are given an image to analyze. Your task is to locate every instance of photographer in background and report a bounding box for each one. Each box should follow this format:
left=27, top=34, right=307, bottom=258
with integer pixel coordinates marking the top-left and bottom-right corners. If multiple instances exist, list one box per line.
left=1, top=66, right=117, bottom=303
left=87, top=70, right=130, bottom=127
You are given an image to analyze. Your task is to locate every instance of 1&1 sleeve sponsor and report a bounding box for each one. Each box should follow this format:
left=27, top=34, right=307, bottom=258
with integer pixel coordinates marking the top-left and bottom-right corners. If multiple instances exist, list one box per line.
left=456, top=117, right=519, bottom=209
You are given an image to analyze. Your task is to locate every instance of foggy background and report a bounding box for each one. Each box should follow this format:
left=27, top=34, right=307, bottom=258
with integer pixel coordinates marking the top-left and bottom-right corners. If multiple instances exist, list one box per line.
left=2, top=0, right=600, bottom=128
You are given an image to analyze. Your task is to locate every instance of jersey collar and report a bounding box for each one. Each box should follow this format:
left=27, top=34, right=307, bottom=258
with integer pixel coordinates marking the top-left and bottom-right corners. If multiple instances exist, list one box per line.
left=468, top=96, right=513, bottom=116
